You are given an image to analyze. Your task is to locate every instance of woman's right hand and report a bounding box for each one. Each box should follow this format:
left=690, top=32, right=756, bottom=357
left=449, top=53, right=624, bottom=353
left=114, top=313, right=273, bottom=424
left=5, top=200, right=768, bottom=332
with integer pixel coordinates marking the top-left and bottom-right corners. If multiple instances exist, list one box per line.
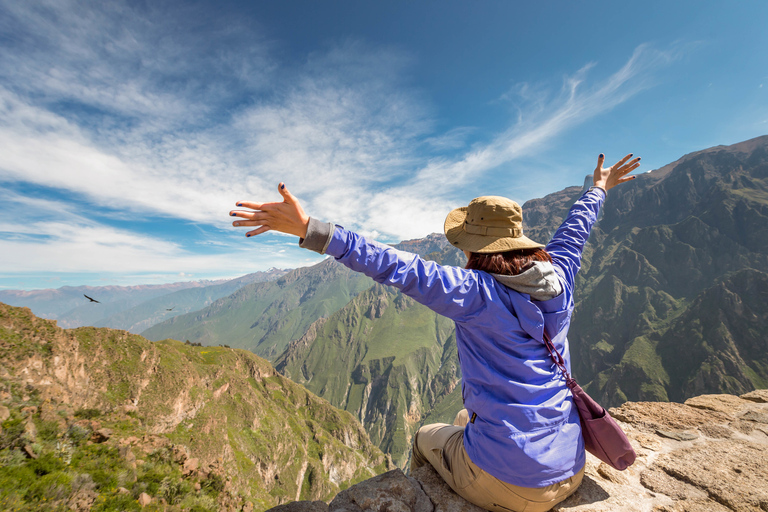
left=593, top=153, right=641, bottom=192
left=230, top=183, right=310, bottom=239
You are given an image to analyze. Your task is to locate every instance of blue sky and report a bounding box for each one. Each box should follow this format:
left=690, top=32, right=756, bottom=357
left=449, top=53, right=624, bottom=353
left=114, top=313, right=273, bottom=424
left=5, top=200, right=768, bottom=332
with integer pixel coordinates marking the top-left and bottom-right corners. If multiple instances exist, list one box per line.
left=1, top=0, right=767, bottom=290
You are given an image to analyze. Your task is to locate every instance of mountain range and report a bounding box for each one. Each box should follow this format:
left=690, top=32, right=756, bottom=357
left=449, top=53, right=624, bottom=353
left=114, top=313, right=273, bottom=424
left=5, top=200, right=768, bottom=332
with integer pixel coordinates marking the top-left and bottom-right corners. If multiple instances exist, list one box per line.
left=0, top=268, right=287, bottom=332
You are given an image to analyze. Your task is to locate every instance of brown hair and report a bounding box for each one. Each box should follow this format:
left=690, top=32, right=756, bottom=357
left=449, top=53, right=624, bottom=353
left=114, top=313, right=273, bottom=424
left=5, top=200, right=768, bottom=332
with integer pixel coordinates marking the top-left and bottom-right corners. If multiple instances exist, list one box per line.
left=465, top=248, right=552, bottom=276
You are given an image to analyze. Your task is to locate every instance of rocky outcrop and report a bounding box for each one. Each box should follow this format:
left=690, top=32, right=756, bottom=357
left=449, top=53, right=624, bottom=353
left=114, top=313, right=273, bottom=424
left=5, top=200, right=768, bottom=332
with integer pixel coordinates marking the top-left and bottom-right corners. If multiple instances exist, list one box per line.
left=269, top=391, right=768, bottom=512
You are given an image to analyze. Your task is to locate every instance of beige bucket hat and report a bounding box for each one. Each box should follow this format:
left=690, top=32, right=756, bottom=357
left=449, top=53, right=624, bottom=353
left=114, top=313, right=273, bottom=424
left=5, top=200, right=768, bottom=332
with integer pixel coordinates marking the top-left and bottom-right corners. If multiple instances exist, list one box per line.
left=444, top=196, right=543, bottom=254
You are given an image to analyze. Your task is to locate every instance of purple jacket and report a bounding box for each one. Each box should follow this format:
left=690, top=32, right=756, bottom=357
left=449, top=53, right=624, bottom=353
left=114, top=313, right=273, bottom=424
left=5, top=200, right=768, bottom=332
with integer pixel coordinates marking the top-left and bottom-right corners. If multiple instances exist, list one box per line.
left=300, top=188, right=605, bottom=487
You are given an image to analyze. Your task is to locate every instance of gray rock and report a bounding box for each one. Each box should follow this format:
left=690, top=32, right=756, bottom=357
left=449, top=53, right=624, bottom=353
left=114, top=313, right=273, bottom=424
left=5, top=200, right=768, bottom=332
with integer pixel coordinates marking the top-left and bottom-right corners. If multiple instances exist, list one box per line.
left=553, top=474, right=612, bottom=511
left=655, top=430, right=699, bottom=441
left=22, top=444, right=38, bottom=459
left=138, top=492, right=152, bottom=507
left=329, top=469, right=433, bottom=512
left=595, top=463, right=628, bottom=486
left=611, top=401, right=730, bottom=431
left=91, top=428, right=112, bottom=443
left=266, top=501, right=329, bottom=512
left=684, top=394, right=751, bottom=415
left=655, top=439, right=768, bottom=511
left=697, top=424, right=733, bottom=439
left=183, top=456, right=199, bottom=476
left=68, top=489, right=98, bottom=512
left=411, top=465, right=487, bottom=512
left=22, top=420, right=37, bottom=442
left=740, top=410, right=768, bottom=424
left=740, top=389, right=768, bottom=403
left=639, top=468, right=707, bottom=501
left=0, top=405, right=9, bottom=422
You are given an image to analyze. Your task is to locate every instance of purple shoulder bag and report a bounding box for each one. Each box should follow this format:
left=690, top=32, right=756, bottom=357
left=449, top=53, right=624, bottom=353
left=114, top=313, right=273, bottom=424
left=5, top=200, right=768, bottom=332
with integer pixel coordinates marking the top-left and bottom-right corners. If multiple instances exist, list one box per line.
left=543, top=330, right=636, bottom=471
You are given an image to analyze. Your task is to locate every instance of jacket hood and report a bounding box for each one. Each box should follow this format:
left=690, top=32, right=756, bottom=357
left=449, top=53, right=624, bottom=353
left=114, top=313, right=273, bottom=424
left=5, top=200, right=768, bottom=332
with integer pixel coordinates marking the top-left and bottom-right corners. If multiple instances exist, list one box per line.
left=492, top=261, right=563, bottom=301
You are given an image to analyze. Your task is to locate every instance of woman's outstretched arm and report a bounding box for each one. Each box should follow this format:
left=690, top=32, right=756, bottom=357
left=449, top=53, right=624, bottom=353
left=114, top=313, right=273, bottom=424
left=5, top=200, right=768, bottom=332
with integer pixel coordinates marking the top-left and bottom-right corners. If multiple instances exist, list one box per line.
left=229, top=183, right=486, bottom=322
left=546, top=153, right=641, bottom=292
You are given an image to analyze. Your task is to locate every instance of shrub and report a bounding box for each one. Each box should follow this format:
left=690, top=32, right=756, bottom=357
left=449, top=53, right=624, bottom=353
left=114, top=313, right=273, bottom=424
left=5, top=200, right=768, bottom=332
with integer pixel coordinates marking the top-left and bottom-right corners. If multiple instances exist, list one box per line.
left=158, top=476, right=190, bottom=505
left=74, top=408, right=102, bottom=420
left=0, top=448, right=27, bottom=467
left=147, top=446, right=174, bottom=464
left=29, top=452, right=66, bottom=477
left=71, top=444, right=124, bottom=490
left=0, top=460, right=37, bottom=497
left=25, top=470, right=71, bottom=501
left=91, top=493, right=141, bottom=512
left=71, top=473, right=96, bottom=493
left=66, top=424, right=91, bottom=446
left=180, top=493, right=217, bottom=512
left=0, top=417, right=25, bottom=449
left=38, top=420, right=61, bottom=442
left=201, top=472, right=225, bottom=494
left=136, top=461, right=177, bottom=496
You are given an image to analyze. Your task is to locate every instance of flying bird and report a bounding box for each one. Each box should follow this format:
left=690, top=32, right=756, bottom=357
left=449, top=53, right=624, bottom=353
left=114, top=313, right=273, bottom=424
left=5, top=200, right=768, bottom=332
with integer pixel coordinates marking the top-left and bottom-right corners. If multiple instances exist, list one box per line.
left=84, top=294, right=100, bottom=303
left=166, top=307, right=175, bottom=311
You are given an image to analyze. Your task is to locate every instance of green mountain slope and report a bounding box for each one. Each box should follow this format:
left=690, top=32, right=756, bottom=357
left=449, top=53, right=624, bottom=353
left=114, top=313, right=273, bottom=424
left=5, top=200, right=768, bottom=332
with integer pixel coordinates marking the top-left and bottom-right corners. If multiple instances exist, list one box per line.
left=565, top=136, right=768, bottom=406
left=142, top=259, right=374, bottom=360
left=0, top=303, right=388, bottom=511
left=274, top=246, right=464, bottom=468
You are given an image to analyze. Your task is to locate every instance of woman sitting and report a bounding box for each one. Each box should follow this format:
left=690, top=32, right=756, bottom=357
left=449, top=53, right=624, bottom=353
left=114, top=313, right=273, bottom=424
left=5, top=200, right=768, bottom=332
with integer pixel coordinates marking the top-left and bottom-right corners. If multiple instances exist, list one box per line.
left=231, top=153, right=640, bottom=512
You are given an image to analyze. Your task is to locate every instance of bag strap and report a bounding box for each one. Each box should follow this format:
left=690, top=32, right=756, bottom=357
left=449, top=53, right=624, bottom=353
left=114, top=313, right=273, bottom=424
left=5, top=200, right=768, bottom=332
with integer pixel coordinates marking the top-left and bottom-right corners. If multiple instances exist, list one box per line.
left=542, top=329, right=576, bottom=388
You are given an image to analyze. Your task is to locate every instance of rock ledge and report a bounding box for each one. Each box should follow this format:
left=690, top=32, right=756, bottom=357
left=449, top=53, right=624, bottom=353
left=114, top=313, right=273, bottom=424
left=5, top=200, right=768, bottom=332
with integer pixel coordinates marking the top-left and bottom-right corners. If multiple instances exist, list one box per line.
left=268, top=392, right=768, bottom=512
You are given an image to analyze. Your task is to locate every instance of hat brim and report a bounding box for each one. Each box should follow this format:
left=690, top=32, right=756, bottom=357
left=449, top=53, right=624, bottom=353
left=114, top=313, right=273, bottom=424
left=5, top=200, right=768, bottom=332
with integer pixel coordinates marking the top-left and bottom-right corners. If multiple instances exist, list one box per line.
left=444, top=206, right=543, bottom=254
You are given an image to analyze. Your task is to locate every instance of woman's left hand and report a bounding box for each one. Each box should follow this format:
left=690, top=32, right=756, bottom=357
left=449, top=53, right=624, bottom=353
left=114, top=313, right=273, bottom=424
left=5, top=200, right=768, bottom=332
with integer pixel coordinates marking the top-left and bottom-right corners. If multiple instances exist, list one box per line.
left=230, top=183, right=310, bottom=238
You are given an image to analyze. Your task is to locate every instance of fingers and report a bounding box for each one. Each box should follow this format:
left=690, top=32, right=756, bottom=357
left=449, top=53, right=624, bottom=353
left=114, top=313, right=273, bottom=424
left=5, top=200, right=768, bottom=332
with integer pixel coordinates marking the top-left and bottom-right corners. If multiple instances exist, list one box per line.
left=595, top=153, right=605, bottom=171
left=245, top=226, right=270, bottom=237
left=277, top=182, right=298, bottom=204
left=612, top=153, right=634, bottom=169
left=230, top=210, right=271, bottom=221
left=234, top=182, right=297, bottom=212
left=233, top=200, right=277, bottom=211
left=617, top=158, right=641, bottom=176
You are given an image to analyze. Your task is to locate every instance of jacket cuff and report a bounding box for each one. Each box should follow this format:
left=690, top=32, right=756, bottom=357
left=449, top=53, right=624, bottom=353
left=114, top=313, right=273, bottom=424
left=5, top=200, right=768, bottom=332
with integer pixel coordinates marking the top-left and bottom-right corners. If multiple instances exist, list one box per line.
left=299, top=217, right=335, bottom=254
left=587, top=185, right=607, bottom=197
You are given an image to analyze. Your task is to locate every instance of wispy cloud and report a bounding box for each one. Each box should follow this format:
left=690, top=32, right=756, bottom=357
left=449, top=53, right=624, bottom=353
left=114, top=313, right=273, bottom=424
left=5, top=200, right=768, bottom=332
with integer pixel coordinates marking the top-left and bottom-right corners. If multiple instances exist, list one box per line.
left=0, top=0, right=684, bottom=286
left=0, top=188, right=317, bottom=277
left=351, top=44, right=683, bottom=238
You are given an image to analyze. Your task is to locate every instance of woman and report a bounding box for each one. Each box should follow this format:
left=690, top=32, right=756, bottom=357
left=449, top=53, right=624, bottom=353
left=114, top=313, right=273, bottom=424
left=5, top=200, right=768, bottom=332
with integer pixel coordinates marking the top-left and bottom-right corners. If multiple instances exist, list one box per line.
left=231, top=153, right=640, bottom=512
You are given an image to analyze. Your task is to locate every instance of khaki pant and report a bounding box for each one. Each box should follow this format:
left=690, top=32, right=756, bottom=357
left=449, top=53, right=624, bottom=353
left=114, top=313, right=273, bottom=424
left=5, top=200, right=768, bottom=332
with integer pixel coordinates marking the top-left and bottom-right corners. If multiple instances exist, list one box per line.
left=410, top=410, right=584, bottom=512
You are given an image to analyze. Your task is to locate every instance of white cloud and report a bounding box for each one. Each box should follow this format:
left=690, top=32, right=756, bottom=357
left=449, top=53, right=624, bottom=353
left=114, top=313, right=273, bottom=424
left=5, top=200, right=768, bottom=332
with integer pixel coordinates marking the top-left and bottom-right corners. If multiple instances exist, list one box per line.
left=0, top=0, right=684, bottom=285
left=0, top=189, right=319, bottom=276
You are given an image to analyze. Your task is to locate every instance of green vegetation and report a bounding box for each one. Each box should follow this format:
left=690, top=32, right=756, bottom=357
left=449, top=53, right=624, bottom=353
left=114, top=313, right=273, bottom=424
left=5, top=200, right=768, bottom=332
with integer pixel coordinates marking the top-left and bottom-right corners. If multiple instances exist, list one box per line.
left=0, top=405, right=223, bottom=512
left=142, top=259, right=375, bottom=360
left=0, top=302, right=389, bottom=511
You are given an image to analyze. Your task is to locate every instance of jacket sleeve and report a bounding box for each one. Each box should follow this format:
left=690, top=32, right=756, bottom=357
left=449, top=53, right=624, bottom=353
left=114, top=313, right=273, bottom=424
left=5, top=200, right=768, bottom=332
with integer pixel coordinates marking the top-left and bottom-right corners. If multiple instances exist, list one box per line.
left=300, top=220, right=486, bottom=322
left=545, top=188, right=605, bottom=292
